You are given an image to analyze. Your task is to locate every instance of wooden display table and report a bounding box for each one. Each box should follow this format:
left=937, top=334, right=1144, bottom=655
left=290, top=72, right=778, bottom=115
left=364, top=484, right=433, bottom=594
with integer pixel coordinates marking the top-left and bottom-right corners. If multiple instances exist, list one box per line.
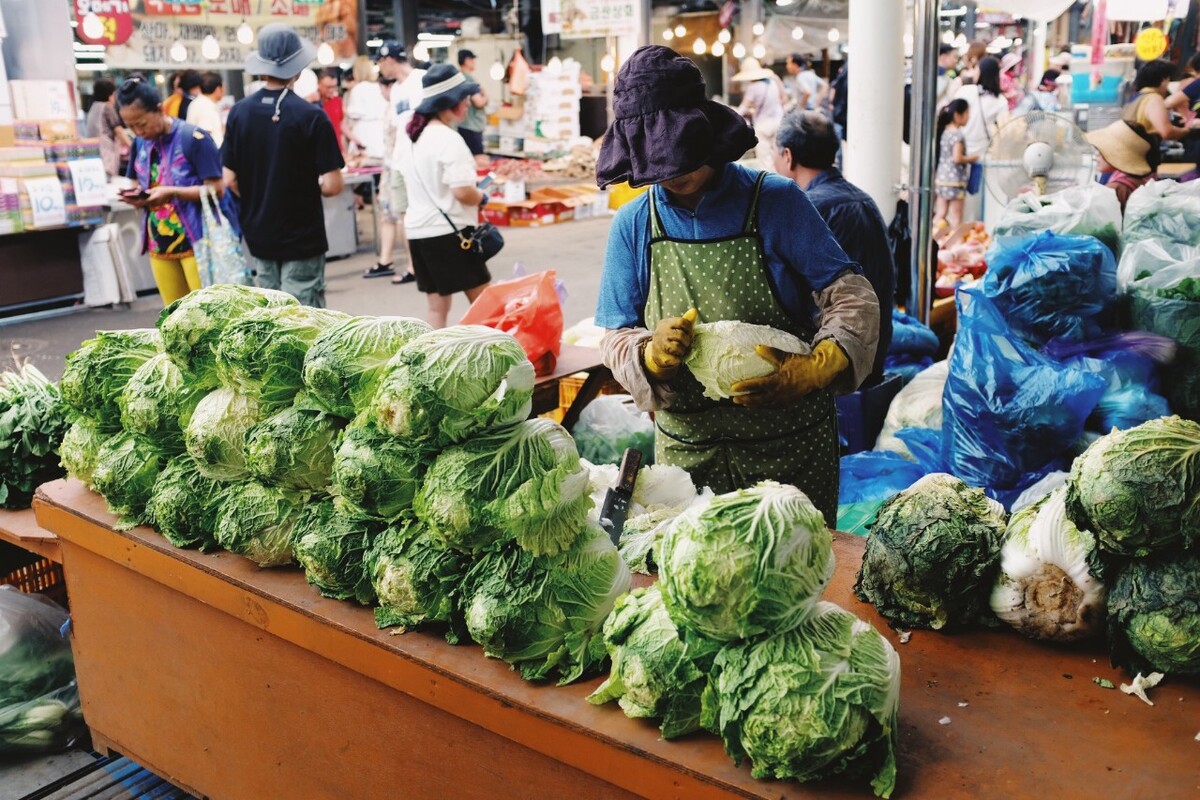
left=532, top=343, right=614, bottom=431
left=0, top=507, right=61, bottom=563
left=34, top=479, right=1200, bottom=800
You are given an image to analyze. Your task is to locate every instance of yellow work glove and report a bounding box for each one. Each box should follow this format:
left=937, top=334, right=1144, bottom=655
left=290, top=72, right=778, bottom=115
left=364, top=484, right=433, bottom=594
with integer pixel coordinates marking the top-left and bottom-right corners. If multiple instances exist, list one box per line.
left=643, top=308, right=699, bottom=382
left=731, top=339, right=850, bottom=408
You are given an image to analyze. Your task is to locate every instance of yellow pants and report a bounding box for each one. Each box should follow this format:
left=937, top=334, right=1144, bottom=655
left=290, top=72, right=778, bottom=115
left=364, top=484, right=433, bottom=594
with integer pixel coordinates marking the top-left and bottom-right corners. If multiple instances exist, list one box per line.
left=150, top=255, right=202, bottom=306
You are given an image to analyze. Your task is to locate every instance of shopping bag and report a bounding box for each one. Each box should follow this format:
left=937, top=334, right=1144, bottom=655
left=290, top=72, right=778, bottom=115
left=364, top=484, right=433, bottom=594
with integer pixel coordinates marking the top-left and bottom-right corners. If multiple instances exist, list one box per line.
left=1123, top=178, right=1200, bottom=249
left=194, top=185, right=251, bottom=287
left=993, top=183, right=1122, bottom=254
left=460, top=269, right=563, bottom=375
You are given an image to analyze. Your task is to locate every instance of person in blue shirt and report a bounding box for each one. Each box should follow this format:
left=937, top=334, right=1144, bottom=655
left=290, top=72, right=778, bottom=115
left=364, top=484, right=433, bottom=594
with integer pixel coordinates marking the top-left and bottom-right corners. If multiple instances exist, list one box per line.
left=774, top=110, right=894, bottom=387
left=594, top=46, right=880, bottom=525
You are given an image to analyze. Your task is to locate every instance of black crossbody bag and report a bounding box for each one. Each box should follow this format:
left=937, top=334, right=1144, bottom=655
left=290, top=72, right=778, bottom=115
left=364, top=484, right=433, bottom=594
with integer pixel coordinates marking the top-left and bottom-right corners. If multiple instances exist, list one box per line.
left=407, top=145, right=504, bottom=261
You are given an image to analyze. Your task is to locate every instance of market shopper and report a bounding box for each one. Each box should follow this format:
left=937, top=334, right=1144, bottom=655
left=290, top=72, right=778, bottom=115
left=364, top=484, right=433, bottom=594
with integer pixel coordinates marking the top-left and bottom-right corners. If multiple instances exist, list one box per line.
left=774, top=110, right=893, bottom=388
left=86, top=78, right=131, bottom=178
left=1086, top=121, right=1153, bottom=213
left=394, top=64, right=492, bottom=328
left=734, top=57, right=787, bottom=172
left=1123, top=59, right=1200, bottom=171
left=932, top=99, right=976, bottom=233
left=117, top=77, right=224, bottom=306
left=360, top=41, right=408, bottom=280
left=595, top=46, right=880, bottom=525
left=222, top=24, right=345, bottom=308
left=186, top=71, right=225, bottom=148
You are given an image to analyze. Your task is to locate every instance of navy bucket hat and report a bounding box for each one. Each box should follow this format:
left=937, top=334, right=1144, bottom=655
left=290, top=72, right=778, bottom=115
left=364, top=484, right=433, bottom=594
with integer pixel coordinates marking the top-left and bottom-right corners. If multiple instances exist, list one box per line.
left=415, top=63, right=480, bottom=116
left=596, top=45, right=757, bottom=189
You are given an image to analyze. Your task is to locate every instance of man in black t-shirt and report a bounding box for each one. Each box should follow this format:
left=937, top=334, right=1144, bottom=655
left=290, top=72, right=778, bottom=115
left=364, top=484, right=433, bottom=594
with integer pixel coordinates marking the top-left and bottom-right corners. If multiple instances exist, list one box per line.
left=222, top=24, right=345, bottom=308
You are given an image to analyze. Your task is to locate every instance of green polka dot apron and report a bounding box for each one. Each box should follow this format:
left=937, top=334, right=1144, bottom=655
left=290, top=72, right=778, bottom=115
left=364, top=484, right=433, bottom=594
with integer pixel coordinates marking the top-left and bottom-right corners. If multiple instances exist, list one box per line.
left=644, top=172, right=839, bottom=526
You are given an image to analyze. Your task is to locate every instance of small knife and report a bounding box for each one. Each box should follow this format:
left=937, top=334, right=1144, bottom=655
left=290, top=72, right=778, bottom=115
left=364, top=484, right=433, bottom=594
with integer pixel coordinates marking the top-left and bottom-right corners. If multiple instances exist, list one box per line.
left=598, top=448, right=642, bottom=545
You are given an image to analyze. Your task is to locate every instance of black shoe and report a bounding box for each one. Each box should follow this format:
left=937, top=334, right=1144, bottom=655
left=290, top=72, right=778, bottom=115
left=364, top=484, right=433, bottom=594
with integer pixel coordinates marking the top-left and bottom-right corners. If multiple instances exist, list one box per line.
left=364, top=263, right=395, bottom=278
left=391, top=272, right=416, bottom=285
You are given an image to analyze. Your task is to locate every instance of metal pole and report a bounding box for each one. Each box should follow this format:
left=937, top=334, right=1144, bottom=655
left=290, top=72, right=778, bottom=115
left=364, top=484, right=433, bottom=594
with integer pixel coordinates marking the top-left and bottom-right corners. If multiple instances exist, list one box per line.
left=394, top=0, right=417, bottom=56
left=908, top=0, right=939, bottom=324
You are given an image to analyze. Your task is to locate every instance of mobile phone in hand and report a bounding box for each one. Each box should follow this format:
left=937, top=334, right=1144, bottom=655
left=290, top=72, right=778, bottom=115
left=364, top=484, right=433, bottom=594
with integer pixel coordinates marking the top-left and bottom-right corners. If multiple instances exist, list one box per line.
left=477, top=173, right=495, bottom=190
left=121, top=188, right=150, bottom=201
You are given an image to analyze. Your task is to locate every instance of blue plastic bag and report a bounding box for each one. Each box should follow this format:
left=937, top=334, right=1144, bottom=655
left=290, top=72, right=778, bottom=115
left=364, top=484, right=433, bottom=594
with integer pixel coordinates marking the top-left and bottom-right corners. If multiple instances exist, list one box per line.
left=889, top=310, right=941, bottom=357
left=942, top=289, right=1107, bottom=491
left=838, top=450, right=928, bottom=505
left=894, top=427, right=945, bottom=473
left=982, top=231, right=1117, bottom=345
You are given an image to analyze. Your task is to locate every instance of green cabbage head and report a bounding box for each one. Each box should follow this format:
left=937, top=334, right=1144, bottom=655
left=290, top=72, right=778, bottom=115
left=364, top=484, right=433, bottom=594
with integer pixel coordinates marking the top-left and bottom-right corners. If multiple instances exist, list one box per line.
left=658, top=481, right=833, bottom=641
left=587, top=585, right=719, bottom=739
left=184, top=388, right=270, bottom=481
left=415, top=418, right=592, bottom=556
left=368, top=325, right=535, bottom=446
left=59, top=418, right=110, bottom=489
left=157, top=284, right=297, bottom=387
left=1107, top=552, right=1200, bottom=677
left=1064, top=415, right=1200, bottom=557
left=215, top=305, right=349, bottom=405
left=700, top=601, right=901, bottom=799
left=213, top=480, right=306, bottom=567
left=118, top=352, right=205, bottom=450
left=59, top=329, right=161, bottom=428
left=91, top=432, right=170, bottom=530
left=145, top=455, right=230, bottom=550
left=463, top=525, right=632, bottom=684
left=365, top=519, right=470, bottom=639
left=330, top=416, right=433, bottom=521
left=854, top=473, right=1007, bottom=631
left=684, top=320, right=809, bottom=401
left=291, top=499, right=383, bottom=604
left=245, top=406, right=343, bottom=491
left=302, top=315, right=432, bottom=418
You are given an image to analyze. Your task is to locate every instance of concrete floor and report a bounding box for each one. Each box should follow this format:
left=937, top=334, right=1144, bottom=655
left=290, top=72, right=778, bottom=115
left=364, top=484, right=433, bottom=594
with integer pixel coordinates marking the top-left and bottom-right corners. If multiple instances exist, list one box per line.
left=0, top=749, right=96, bottom=797
left=0, top=214, right=613, bottom=380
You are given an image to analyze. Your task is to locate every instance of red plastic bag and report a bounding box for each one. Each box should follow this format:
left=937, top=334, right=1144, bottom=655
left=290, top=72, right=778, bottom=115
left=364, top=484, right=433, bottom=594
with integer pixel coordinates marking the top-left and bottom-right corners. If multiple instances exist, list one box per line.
left=460, top=270, right=562, bottom=375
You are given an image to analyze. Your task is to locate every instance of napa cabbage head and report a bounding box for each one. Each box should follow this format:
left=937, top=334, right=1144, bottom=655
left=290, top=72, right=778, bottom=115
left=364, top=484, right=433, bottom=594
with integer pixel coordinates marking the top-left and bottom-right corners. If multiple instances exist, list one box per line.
left=291, top=499, right=383, bottom=604
left=245, top=406, right=343, bottom=492
left=657, top=481, right=833, bottom=641
left=990, top=488, right=1106, bottom=642
left=586, top=585, right=720, bottom=739
left=463, top=525, right=632, bottom=684
left=302, top=316, right=432, bottom=418
left=1107, top=552, right=1200, bottom=677
left=213, top=480, right=306, bottom=567
left=184, top=388, right=271, bottom=481
left=700, top=601, right=901, bottom=799
left=684, top=320, right=809, bottom=401
left=330, top=416, right=433, bottom=521
left=145, top=455, right=230, bottom=550
left=91, top=432, right=171, bottom=530
left=365, top=519, right=470, bottom=639
left=368, top=325, right=535, bottom=446
left=1064, top=415, right=1200, bottom=557
left=59, top=418, right=109, bottom=489
left=854, top=473, right=1006, bottom=631
left=118, top=353, right=205, bottom=450
left=59, top=329, right=161, bottom=428
left=415, top=418, right=592, bottom=556
left=157, top=284, right=297, bottom=387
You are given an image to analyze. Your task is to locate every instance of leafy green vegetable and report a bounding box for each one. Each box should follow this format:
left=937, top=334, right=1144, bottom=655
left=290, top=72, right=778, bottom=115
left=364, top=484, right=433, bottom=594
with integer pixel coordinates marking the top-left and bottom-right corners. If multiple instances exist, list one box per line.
left=213, top=480, right=306, bottom=567
left=415, top=418, right=592, bottom=556
left=854, top=473, right=1006, bottom=631
left=184, top=388, right=271, bottom=481
left=0, top=683, right=83, bottom=754
left=118, top=352, right=205, bottom=450
left=1107, top=553, right=1200, bottom=677
left=59, top=329, right=161, bottom=428
left=990, top=489, right=1106, bottom=642
left=59, top=418, right=109, bottom=489
left=245, top=406, right=343, bottom=491
left=365, top=519, right=470, bottom=637
left=0, top=365, right=70, bottom=509
left=700, top=601, right=901, bottom=799
left=145, top=455, right=230, bottom=550
left=1064, top=416, right=1200, bottom=557
left=302, top=315, right=432, bottom=418
left=1157, top=276, right=1200, bottom=302
left=157, top=284, right=297, bottom=388
left=658, top=481, right=833, bottom=642
left=330, top=416, right=433, bottom=521
left=91, top=432, right=171, bottom=530
left=215, top=305, right=349, bottom=405
left=369, top=325, right=535, bottom=446
left=463, top=525, right=631, bottom=684
left=291, top=499, right=383, bottom=604
left=587, top=585, right=719, bottom=739
left=684, top=320, right=808, bottom=401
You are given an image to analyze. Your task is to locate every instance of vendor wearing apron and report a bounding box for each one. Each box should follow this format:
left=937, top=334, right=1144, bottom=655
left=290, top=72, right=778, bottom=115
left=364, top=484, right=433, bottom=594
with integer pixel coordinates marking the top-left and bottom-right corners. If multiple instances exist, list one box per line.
left=594, top=46, right=880, bottom=526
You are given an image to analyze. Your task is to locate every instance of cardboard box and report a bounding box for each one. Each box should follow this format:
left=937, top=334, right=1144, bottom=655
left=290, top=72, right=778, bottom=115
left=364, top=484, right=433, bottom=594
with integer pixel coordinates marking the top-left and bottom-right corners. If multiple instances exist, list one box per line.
left=494, top=104, right=525, bottom=120
left=0, top=126, right=13, bottom=148
left=508, top=200, right=575, bottom=227
left=481, top=201, right=512, bottom=226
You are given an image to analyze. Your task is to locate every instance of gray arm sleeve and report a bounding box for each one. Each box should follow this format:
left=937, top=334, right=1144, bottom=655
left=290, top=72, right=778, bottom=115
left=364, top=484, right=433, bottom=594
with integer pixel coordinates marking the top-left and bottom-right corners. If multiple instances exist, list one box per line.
left=813, top=272, right=881, bottom=394
left=599, top=328, right=678, bottom=412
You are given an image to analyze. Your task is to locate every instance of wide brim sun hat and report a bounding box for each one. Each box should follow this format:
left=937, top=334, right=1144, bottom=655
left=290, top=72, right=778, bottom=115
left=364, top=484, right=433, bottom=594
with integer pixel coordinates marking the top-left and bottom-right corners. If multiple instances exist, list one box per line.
left=414, top=63, right=481, bottom=116
left=731, top=57, right=776, bottom=82
left=244, top=23, right=317, bottom=81
left=1086, top=121, right=1153, bottom=177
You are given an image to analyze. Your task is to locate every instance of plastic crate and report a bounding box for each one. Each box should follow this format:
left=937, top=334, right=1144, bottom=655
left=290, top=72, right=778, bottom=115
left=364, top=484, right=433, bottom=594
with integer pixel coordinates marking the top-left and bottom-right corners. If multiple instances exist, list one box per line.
left=835, top=373, right=905, bottom=455
left=1, top=557, right=68, bottom=608
left=558, top=372, right=626, bottom=413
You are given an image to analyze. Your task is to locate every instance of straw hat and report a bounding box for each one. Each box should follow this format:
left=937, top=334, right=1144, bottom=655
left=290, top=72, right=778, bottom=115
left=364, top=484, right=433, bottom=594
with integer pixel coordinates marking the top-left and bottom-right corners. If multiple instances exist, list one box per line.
left=999, top=52, right=1022, bottom=73
left=1086, top=121, right=1152, bottom=177
left=732, top=57, right=776, bottom=82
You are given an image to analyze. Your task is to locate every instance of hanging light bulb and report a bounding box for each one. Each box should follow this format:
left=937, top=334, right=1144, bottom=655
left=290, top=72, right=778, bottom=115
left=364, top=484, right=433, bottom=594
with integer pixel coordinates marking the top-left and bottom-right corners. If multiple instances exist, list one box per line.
left=732, top=42, right=746, bottom=59
left=792, top=26, right=804, bottom=40
left=413, top=43, right=429, bottom=62
left=777, top=0, right=796, bottom=6
left=170, top=40, right=188, bottom=62
left=600, top=53, right=615, bottom=73
left=201, top=34, right=220, bottom=60
left=942, top=30, right=955, bottom=45
left=317, top=42, right=335, bottom=66
left=828, top=28, right=840, bottom=43
left=81, top=12, right=104, bottom=40
left=237, top=21, right=254, bottom=45
left=663, top=29, right=674, bottom=42
left=752, top=22, right=765, bottom=36
left=711, top=41, right=725, bottom=57
left=752, top=42, right=767, bottom=59
left=489, top=60, right=505, bottom=81
left=674, top=24, right=686, bottom=37
left=693, top=37, right=707, bottom=56
left=718, top=29, right=731, bottom=44
left=954, top=33, right=967, bottom=48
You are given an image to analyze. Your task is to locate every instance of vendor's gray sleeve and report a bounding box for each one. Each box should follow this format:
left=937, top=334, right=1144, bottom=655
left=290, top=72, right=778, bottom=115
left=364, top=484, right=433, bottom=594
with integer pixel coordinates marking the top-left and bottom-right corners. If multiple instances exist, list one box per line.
left=812, top=272, right=880, bottom=393
left=599, top=328, right=678, bottom=411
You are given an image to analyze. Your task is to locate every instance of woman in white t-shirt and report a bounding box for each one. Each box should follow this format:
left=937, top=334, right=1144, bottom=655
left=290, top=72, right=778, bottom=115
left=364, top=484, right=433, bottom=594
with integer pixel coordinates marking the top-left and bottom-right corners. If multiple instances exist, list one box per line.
left=394, top=64, right=491, bottom=328
left=344, top=64, right=390, bottom=164
left=953, top=55, right=1009, bottom=159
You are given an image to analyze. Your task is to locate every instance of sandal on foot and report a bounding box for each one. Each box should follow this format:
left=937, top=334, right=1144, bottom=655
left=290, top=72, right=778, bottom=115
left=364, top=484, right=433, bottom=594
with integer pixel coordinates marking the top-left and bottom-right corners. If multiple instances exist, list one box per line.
left=391, top=272, right=416, bottom=285
left=364, top=263, right=395, bottom=278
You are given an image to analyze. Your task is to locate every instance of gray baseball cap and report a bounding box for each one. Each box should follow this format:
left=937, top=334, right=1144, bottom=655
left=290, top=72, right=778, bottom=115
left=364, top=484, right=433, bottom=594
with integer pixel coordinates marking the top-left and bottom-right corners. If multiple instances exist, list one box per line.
left=244, top=24, right=317, bottom=80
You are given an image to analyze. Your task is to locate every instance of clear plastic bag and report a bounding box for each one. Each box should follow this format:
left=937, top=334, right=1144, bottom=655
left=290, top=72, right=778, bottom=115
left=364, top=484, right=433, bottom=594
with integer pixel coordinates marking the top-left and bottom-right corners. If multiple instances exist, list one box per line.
left=1122, top=178, right=1200, bottom=249
left=875, top=360, right=949, bottom=457
left=993, top=184, right=1122, bottom=253
left=572, top=395, right=655, bottom=466
left=1114, top=238, right=1200, bottom=293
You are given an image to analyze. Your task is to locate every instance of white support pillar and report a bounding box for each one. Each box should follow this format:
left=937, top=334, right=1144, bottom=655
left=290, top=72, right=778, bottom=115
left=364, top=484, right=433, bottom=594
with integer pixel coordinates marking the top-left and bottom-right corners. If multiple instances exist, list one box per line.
left=1029, top=20, right=1049, bottom=90
left=845, top=0, right=904, bottom=220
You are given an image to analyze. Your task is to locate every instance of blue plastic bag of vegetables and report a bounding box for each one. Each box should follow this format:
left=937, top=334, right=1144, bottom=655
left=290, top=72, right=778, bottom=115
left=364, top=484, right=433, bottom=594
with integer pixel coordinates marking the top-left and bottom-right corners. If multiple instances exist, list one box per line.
left=981, top=231, right=1117, bottom=345
left=942, top=289, right=1107, bottom=491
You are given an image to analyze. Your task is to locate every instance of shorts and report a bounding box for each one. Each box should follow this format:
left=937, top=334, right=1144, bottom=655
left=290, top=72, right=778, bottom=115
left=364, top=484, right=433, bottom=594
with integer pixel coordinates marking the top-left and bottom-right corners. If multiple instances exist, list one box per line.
left=379, top=169, right=408, bottom=221
left=408, top=232, right=491, bottom=296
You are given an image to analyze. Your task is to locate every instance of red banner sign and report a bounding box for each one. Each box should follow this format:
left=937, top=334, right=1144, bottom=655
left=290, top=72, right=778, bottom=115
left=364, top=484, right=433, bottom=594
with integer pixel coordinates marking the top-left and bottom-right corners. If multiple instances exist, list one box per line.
left=75, top=0, right=134, bottom=46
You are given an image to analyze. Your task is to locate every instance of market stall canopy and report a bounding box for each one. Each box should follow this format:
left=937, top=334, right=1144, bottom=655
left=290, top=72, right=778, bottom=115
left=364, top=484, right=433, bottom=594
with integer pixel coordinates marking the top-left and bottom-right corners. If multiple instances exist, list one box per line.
left=763, top=16, right=847, bottom=60
left=976, top=1, right=1076, bottom=24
